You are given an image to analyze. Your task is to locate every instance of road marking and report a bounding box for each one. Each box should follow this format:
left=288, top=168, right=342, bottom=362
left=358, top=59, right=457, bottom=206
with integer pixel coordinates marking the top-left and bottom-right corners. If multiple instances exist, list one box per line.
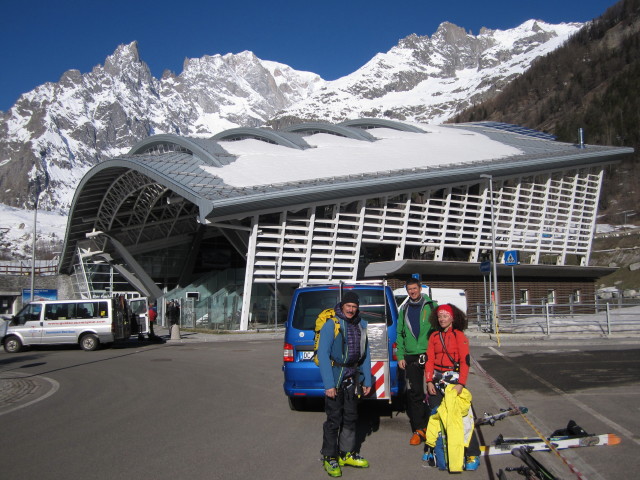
left=0, top=372, right=60, bottom=417
left=570, top=391, right=640, bottom=396
left=488, top=346, right=640, bottom=445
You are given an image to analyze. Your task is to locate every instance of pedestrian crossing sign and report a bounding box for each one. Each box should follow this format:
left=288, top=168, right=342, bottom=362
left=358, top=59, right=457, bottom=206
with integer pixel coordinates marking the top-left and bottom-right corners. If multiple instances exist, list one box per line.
left=504, top=250, right=518, bottom=265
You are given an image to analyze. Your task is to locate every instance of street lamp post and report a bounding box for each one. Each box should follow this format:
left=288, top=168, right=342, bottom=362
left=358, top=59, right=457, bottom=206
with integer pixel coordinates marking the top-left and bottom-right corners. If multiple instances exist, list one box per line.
left=29, top=172, right=49, bottom=303
left=480, top=174, right=499, bottom=333
left=30, top=199, right=38, bottom=302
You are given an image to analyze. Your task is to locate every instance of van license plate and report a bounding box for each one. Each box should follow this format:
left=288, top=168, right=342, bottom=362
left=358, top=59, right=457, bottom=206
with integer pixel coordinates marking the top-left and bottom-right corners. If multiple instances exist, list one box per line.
left=301, top=351, right=314, bottom=361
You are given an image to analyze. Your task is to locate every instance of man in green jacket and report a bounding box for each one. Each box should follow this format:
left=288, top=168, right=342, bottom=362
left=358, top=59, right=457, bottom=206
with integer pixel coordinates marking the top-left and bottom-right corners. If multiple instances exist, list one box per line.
left=396, top=278, right=437, bottom=445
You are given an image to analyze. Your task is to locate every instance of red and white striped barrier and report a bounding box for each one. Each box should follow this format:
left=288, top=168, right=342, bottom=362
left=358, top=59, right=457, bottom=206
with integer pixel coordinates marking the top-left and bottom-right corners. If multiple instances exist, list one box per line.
left=371, top=360, right=389, bottom=399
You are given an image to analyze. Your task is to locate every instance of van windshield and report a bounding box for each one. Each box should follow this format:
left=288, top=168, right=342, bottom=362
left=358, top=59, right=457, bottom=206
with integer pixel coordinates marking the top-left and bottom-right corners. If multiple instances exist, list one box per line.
left=292, top=288, right=389, bottom=330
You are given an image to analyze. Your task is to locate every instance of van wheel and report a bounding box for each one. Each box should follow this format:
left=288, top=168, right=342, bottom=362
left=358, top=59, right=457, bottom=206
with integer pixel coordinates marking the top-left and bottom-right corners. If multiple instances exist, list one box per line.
left=3, top=336, right=23, bottom=353
left=80, top=334, right=99, bottom=351
left=288, top=397, right=306, bottom=411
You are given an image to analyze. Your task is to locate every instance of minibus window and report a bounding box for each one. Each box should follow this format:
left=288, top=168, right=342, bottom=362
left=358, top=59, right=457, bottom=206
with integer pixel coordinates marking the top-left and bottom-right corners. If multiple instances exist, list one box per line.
left=76, top=303, right=96, bottom=318
left=292, top=289, right=389, bottom=329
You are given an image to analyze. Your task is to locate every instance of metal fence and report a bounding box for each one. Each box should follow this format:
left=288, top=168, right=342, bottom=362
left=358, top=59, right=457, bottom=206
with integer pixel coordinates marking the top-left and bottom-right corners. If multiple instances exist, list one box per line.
left=0, top=260, right=58, bottom=276
left=472, top=300, right=640, bottom=335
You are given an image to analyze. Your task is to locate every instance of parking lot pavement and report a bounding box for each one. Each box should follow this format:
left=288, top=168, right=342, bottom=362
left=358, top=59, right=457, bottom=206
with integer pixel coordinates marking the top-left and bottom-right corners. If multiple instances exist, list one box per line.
left=154, top=325, right=638, bottom=479
left=1, top=329, right=635, bottom=479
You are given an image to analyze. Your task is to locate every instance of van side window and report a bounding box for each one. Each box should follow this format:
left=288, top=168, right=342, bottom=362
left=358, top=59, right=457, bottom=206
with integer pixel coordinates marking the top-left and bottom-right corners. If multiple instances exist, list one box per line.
left=98, top=302, right=108, bottom=317
left=13, top=304, right=42, bottom=325
left=45, top=304, right=57, bottom=320
left=76, top=302, right=95, bottom=318
left=45, top=303, right=76, bottom=320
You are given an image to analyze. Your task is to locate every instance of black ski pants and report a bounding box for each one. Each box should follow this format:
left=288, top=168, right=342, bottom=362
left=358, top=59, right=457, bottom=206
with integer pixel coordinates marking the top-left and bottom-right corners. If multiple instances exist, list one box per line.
left=404, top=354, right=430, bottom=432
left=321, top=381, right=359, bottom=458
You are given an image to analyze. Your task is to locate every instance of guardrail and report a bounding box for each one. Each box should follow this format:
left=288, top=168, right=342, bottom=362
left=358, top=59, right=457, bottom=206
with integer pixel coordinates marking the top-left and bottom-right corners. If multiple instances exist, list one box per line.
left=0, top=262, right=58, bottom=276
left=473, top=301, right=640, bottom=335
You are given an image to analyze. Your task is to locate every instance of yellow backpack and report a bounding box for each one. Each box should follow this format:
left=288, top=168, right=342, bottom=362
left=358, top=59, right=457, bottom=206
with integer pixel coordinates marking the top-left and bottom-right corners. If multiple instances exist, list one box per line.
left=312, top=308, right=340, bottom=366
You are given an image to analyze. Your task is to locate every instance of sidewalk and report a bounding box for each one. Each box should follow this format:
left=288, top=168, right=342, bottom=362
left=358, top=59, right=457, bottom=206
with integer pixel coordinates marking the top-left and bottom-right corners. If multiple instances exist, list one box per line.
left=154, top=324, right=640, bottom=347
left=466, top=329, right=640, bottom=346
left=154, top=325, right=285, bottom=343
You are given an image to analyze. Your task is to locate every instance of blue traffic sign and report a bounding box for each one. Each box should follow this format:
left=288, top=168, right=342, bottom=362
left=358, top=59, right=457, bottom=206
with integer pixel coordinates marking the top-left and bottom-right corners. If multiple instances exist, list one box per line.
left=479, top=261, right=491, bottom=274
left=504, top=250, right=519, bottom=266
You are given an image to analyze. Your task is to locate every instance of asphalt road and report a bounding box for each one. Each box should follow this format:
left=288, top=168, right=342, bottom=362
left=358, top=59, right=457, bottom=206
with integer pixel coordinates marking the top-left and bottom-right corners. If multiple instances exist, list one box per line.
left=0, top=337, right=638, bottom=480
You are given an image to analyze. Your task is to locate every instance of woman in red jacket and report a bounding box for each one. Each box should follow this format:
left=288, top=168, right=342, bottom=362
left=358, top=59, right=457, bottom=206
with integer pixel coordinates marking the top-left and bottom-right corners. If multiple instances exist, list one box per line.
left=424, top=303, right=480, bottom=471
left=425, top=304, right=469, bottom=392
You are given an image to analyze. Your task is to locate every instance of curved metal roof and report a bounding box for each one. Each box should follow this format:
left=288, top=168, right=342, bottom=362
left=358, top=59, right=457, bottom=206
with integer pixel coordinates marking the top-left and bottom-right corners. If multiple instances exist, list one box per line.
left=59, top=119, right=634, bottom=274
left=130, top=134, right=236, bottom=166
left=340, top=118, right=426, bottom=133
left=210, top=127, right=311, bottom=149
left=282, top=122, right=376, bottom=141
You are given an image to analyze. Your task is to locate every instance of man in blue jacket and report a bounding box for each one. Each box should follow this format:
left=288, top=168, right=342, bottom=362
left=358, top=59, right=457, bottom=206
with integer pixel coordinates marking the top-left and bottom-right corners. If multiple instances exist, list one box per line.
left=317, top=291, right=372, bottom=477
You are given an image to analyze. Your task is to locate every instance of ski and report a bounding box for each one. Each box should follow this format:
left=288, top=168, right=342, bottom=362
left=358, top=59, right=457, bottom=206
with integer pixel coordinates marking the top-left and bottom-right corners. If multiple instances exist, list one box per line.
left=480, top=433, right=621, bottom=455
left=476, top=406, right=528, bottom=426
left=512, top=446, right=558, bottom=480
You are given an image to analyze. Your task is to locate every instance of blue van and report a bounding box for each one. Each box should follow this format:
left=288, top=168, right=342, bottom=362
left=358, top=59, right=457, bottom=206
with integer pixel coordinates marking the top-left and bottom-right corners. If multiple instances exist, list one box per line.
left=282, top=283, right=403, bottom=410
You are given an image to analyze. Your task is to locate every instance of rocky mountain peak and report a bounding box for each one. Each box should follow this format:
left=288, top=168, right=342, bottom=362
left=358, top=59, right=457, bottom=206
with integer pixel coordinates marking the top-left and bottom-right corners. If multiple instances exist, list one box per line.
left=433, top=21, right=471, bottom=44
left=103, top=41, right=142, bottom=76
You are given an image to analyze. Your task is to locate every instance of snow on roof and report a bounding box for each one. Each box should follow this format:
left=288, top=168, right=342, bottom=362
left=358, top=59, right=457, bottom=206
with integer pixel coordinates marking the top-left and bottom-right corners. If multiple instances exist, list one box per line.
left=202, top=125, right=523, bottom=188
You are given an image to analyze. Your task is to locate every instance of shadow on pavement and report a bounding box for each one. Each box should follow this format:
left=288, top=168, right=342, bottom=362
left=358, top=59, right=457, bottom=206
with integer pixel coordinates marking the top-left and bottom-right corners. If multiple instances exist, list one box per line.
left=477, top=348, right=640, bottom=393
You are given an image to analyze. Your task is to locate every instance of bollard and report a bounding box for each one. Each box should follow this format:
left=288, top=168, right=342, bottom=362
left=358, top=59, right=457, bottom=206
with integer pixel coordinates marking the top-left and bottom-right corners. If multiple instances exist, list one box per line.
left=170, top=324, right=181, bottom=340
left=545, top=303, right=550, bottom=335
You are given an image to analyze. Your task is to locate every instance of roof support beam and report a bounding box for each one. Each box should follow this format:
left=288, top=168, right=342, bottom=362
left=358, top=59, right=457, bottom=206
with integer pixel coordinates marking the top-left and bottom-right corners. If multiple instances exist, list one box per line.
left=87, top=232, right=163, bottom=301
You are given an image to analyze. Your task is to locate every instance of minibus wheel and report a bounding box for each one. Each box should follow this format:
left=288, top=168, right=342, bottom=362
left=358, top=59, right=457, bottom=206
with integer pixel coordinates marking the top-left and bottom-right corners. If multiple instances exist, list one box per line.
left=80, top=333, right=99, bottom=351
left=3, top=335, right=22, bottom=353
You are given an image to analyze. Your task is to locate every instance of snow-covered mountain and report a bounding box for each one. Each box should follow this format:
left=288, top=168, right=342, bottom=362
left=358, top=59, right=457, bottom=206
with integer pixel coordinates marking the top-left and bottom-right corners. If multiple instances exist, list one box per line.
left=272, top=20, right=581, bottom=124
left=0, top=20, right=582, bottom=259
left=0, top=42, right=323, bottom=213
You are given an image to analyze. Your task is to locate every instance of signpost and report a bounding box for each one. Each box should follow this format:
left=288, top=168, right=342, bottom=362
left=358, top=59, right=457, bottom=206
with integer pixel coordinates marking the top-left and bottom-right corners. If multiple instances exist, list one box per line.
left=479, top=261, right=491, bottom=330
left=504, top=251, right=519, bottom=317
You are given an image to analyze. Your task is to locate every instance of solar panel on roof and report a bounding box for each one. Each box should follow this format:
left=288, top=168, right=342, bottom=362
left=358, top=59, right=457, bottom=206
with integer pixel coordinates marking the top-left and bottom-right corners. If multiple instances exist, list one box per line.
left=468, top=121, right=556, bottom=141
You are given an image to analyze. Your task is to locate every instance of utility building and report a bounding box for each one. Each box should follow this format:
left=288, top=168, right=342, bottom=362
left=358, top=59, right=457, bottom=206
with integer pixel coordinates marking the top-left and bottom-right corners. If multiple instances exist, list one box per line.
left=58, top=120, right=632, bottom=330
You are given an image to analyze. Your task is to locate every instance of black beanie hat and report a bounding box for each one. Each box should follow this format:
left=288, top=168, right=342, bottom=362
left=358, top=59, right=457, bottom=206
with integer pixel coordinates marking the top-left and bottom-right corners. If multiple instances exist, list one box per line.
left=341, top=291, right=360, bottom=306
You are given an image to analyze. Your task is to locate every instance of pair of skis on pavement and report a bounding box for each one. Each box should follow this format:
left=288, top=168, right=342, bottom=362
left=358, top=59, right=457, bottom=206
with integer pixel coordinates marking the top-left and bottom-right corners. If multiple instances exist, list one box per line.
left=479, top=417, right=621, bottom=455
left=484, top=417, right=621, bottom=480
left=477, top=409, right=621, bottom=479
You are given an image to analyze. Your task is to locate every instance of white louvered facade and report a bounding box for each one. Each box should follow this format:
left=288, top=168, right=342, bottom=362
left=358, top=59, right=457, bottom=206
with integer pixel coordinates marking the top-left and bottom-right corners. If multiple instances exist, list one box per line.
left=249, top=166, right=603, bottom=284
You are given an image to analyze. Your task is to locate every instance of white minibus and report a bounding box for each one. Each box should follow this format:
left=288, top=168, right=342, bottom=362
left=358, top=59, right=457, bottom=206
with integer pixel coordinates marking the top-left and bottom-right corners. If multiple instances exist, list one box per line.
left=1, top=297, right=134, bottom=353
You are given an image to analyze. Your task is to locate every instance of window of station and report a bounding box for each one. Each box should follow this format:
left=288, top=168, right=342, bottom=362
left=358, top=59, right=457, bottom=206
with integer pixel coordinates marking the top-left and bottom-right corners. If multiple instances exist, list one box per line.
left=572, top=289, right=582, bottom=303
left=546, top=289, right=556, bottom=305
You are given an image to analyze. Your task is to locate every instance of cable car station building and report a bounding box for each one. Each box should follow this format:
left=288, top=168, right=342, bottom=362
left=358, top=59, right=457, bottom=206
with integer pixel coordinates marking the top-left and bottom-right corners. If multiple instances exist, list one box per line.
left=59, top=119, right=633, bottom=330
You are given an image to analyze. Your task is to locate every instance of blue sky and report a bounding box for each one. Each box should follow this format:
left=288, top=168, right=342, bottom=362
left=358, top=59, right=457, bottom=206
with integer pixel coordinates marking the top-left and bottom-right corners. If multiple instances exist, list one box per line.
left=0, top=0, right=618, bottom=111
